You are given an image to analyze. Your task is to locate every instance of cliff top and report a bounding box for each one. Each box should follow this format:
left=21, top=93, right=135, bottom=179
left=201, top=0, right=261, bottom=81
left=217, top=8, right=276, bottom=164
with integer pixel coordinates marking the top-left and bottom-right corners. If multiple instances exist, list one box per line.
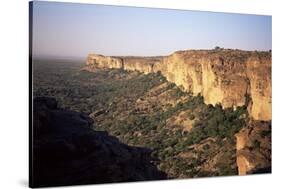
left=89, top=49, right=271, bottom=65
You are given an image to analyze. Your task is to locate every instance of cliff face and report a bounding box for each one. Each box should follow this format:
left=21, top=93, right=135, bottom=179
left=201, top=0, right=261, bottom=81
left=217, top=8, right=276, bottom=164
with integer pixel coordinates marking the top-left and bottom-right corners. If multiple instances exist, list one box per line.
left=86, top=49, right=271, bottom=121
left=246, top=56, right=272, bottom=120
left=235, top=121, right=271, bottom=175
left=86, top=54, right=123, bottom=69
left=123, top=57, right=162, bottom=74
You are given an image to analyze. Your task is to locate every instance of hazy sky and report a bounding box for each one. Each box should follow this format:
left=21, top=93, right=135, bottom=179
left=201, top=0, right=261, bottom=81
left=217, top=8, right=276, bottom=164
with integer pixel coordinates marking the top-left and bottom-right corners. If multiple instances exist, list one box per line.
left=32, top=1, right=272, bottom=58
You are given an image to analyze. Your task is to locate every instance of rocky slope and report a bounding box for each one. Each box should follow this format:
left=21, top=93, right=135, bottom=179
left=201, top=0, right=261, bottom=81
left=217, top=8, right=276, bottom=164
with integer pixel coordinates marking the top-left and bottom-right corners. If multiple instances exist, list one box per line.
left=86, top=49, right=271, bottom=121
left=31, top=97, right=166, bottom=187
left=235, top=120, right=271, bottom=175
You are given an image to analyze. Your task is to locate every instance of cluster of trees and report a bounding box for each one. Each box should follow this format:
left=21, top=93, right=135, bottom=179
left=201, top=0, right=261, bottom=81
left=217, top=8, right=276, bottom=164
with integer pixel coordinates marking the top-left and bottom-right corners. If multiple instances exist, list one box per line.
left=98, top=90, right=246, bottom=177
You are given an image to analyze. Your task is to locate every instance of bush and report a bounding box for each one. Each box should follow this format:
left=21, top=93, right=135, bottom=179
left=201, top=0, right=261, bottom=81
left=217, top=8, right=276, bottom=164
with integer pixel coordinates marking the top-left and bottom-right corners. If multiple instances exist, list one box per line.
left=172, top=87, right=185, bottom=98
left=252, top=139, right=261, bottom=149
left=203, top=144, right=210, bottom=151
left=214, top=46, right=223, bottom=50
left=189, top=114, right=195, bottom=120
left=260, top=130, right=271, bottom=138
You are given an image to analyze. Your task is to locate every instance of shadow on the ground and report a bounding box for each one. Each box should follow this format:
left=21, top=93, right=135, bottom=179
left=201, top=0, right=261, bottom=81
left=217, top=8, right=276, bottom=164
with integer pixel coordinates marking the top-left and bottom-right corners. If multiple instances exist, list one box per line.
left=31, top=97, right=167, bottom=188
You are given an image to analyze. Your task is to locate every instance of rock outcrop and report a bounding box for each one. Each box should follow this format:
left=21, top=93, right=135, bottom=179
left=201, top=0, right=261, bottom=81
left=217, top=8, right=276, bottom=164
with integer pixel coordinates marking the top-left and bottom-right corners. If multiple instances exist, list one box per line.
left=85, top=49, right=271, bottom=121
left=235, top=121, right=271, bottom=175
left=31, top=97, right=166, bottom=188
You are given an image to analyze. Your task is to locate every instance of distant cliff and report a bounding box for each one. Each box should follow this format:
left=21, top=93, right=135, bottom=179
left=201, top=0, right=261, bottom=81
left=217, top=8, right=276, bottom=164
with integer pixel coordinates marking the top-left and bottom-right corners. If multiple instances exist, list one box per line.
left=85, top=49, right=271, bottom=121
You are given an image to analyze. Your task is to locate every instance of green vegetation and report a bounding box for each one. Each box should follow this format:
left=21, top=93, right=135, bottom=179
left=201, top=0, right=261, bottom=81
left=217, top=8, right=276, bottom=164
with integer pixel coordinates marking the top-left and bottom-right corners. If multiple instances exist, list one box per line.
left=34, top=60, right=248, bottom=179
left=260, top=130, right=271, bottom=138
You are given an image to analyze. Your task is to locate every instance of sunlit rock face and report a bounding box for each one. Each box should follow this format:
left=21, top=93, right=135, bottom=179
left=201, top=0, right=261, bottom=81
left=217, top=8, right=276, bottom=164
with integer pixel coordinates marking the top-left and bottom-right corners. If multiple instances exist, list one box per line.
left=86, top=49, right=271, bottom=121
left=123, top=57, right=161, bottom=74
left=155, top=52, right=204, bottom=95
left=246, top=55, right=272, bottom=121
left=86, top=54, right=123, bottom=69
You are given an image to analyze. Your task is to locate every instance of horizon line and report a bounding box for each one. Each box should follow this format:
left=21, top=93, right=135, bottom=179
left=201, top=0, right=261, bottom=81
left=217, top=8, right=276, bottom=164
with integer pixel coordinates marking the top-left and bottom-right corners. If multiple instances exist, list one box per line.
left=33, top=47, right=272, bottom=60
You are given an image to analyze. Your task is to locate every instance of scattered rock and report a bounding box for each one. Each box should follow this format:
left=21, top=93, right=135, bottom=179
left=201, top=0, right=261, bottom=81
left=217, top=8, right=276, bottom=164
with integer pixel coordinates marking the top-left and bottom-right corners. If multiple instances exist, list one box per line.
left=235, top=120, right=271, bottom=175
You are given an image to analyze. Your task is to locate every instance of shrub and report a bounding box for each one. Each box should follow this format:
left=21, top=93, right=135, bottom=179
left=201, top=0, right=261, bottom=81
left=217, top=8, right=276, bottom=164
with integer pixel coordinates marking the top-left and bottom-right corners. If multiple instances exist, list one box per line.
left=203, top=144, right=210, bottom=151
left=172, top=87, right=185, bottom=98
left=260, top=130, right=271, bottom=138
left=214, top=46, right=222, bottom=50
left=189, top=114, right=195, bottom=120
left=252, top=139, right=261, bottom=149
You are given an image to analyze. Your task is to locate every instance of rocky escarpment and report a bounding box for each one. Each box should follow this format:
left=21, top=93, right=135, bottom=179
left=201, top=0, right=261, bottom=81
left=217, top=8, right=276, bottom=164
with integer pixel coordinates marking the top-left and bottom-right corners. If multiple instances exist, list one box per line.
left=235, top=121, right=271, bottom=175
left=86, top=49, right=271, bottom=121
left=31, top=97, right=166, bottom=187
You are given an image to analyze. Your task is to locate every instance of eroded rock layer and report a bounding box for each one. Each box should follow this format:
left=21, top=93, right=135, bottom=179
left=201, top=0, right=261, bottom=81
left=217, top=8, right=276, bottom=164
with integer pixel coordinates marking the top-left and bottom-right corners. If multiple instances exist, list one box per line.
left=86, top=50, right=271, bottom=121
left=235, top=121, right=271, bottom=175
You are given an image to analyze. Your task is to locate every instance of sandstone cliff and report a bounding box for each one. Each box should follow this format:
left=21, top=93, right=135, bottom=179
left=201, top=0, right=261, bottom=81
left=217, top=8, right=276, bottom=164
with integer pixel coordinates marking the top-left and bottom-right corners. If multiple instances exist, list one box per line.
left=235, top=121, right=271, bottom=175
left=86, top=49, right=271, bottom=121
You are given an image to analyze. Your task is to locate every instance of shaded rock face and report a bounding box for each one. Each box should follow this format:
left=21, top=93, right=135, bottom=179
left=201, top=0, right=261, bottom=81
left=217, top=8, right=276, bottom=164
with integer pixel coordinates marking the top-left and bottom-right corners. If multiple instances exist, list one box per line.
left=235, top=121, right=271, bottom=175
left=86, top=49, right=271, bottom=121
left=31, top=97, right=166, bottom=188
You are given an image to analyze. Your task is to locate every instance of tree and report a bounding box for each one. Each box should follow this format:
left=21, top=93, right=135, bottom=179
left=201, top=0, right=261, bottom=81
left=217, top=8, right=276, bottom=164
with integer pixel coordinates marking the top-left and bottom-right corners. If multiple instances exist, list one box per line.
left=215, top=46, right=221, bottom=50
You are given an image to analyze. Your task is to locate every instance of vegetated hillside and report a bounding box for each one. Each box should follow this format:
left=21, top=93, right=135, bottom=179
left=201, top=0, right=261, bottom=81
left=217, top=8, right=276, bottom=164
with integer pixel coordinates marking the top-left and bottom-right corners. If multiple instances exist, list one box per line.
left=33, top=60, right=271, bottom=180
left=32, top=96, right=166, bottom=187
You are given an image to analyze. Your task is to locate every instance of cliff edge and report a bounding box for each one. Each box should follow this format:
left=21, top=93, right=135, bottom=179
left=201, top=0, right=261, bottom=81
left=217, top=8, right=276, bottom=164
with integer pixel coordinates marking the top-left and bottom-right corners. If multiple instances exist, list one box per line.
left=85, top=49, right=271, bottom=121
